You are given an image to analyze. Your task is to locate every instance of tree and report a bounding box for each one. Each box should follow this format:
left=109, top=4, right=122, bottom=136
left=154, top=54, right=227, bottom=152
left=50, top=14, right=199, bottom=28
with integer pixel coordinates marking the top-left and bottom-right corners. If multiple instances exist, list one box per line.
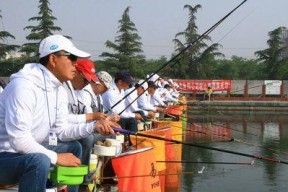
left=255, top=27, right=288, bottom=79
left=172, top=4, right=223, bottom=79
left=100, top=6, right=144, bottom=77
left=213, top=56, right=260, bottom=80
left=21, top=0, right=62, bottom=58
left=0, top=10, right=19, bottom=60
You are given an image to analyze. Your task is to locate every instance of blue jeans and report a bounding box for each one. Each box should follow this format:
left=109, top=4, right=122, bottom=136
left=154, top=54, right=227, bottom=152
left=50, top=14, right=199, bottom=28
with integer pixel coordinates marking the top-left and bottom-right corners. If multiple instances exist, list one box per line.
left=0, top=152, right=50, bottom=192
left=42, top=140, right=82, bottom=192
left=78, top=135, right=95, bottom=166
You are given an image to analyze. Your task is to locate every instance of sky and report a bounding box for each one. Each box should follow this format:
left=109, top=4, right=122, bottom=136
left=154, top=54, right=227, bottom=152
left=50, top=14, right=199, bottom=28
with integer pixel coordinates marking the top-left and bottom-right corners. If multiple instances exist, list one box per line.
left=0, top=0, right=287, bottom=60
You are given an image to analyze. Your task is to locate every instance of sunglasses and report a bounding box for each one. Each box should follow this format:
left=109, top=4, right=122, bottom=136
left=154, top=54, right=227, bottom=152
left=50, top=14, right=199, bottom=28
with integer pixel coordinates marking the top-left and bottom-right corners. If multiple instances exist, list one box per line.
left=54, top=52, right=78, bottom=62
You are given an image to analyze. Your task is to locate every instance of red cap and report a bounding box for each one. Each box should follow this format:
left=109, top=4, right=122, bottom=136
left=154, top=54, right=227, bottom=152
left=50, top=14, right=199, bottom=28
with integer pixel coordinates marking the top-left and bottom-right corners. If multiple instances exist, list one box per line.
left=76, top=59, right=99, bottom=83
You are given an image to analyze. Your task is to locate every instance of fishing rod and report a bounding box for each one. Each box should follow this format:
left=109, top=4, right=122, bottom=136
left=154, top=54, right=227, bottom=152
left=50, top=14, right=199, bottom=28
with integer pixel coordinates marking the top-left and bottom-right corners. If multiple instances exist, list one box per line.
left=106, top=0, right=248, bottom=114
left=112, top=127, right=288, bottom=165
left=99, top=171, right=196, bottom=180
left=171, top=122, right=288, bottom=156
left=167, top=112, right=288, bottom=154
left=157, top=160, right=255, bottom=166
left=105, top=44, right=192, bottom=114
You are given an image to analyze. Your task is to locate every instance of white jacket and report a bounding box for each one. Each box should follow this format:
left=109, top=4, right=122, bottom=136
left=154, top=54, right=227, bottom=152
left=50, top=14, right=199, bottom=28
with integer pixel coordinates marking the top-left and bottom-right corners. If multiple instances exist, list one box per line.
left=102, top=81, right=135, bottom=118
left=124, top=87, right=148, bottom=116
left=0, top=63, right=95, bottom=164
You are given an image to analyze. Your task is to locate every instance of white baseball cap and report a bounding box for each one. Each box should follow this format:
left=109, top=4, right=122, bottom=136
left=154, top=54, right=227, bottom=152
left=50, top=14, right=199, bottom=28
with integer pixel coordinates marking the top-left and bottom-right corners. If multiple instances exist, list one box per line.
left=97, top=71, right=113, bottom=89
left=137, top=79, right=148, bottom=90
left=146, top=73, right=160, bottom=82
left=39, top=34, right=90, bottom=58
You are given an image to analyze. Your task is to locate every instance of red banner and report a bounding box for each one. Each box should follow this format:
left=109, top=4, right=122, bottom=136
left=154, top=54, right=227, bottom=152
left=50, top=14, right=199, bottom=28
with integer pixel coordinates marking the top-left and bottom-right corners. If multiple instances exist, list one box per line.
left=173, top=79, right=232, bottom=92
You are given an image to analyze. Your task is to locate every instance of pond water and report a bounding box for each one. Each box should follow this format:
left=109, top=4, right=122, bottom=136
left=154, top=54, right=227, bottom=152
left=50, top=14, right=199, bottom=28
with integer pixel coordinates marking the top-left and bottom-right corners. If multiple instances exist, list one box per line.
left=179, top=109, right=288, bottom=192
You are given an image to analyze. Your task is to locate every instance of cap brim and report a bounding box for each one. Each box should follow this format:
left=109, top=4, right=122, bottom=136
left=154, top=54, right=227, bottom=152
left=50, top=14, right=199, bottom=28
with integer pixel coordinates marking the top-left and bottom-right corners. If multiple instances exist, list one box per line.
left=65, top=46, right=90, bottom=58
left=90, top=75, right=100, bottom=84
left=104, top=82, right=111, bottom=89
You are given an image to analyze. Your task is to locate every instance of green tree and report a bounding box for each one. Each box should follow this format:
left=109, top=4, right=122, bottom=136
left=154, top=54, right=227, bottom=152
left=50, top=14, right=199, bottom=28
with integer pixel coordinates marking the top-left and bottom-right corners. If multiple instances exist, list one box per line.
left=255, top=27, right=288, bottom=79
left=214, top=56, right=260, bottom=80
left=100, top=6, right=144, bottom=77
left=0, top=55, right=31, bottom=76
left=0, top=10, right=19, bottom=60
left=21, top=0, right=62, bottom=58
left=172, top=4, right=223, bottom=79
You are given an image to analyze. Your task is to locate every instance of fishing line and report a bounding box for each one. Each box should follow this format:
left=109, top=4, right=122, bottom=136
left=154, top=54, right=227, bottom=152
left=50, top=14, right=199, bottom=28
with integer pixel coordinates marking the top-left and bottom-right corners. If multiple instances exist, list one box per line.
left=112, top=127, right=288, bottom=165
left=99, top=171, right=196, bottom=180
left=169, top=110, right=288, bottom=154
left=105, top=0, right=248, bottom=114
left=157, top=160, right=255, bottom=166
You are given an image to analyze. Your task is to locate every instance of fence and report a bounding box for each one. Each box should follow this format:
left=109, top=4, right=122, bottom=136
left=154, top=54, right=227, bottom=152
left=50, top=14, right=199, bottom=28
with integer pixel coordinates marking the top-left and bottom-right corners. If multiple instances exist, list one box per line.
left=173, top=80, right=288, bottom=101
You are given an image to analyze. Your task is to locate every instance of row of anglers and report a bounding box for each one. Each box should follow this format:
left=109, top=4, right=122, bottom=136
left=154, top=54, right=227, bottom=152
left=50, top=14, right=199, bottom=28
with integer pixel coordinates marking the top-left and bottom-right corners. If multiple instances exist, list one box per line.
left=0, top=35, right=184, bottom=192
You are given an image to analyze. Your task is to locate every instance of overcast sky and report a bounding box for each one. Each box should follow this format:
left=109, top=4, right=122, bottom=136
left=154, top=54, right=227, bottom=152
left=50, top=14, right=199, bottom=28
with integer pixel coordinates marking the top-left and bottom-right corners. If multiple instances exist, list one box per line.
left=0, top=0, right=287, bottom=60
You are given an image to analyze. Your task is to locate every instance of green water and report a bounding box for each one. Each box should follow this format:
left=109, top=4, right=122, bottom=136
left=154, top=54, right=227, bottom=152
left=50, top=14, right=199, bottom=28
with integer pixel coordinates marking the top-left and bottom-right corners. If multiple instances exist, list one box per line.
left=180, top=109, right=288, bottom=192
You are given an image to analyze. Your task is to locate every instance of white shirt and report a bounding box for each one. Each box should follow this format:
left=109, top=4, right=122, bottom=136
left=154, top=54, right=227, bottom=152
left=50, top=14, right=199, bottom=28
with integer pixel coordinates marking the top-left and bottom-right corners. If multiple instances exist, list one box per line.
left=152, top=89, right=166, bottom=106
left=0, top=64, right=95, bottom=164
left=63, top=81, right=87, bottom=124
left=102, top=81, right=135, bottom=118
left=78, top=84, right=102, bottom=113
left=124, top=87, right=148, bottom=116
left=138, top=92, right=157, bottom=112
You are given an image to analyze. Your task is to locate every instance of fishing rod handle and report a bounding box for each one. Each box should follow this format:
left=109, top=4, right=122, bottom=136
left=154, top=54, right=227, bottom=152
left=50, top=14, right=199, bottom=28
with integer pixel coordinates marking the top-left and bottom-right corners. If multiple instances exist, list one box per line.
left=113, top=128, right=135, bottom=135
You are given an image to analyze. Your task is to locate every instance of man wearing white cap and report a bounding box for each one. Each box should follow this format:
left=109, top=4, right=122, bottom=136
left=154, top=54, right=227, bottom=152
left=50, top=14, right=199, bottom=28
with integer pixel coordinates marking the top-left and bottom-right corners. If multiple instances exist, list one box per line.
left=0, top=35, right=119, bottom=192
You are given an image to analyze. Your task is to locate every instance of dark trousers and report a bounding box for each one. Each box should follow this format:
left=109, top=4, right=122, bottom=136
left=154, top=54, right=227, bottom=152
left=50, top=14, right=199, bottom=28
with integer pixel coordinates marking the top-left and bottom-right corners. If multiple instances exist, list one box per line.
left=118, top=117, right=138, bottom=132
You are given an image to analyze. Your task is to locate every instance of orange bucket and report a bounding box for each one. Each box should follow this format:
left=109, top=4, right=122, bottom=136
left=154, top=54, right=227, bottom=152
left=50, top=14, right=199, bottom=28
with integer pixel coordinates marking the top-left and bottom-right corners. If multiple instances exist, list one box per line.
left=165, top=105, right=183, bottom=116
left=112, top=147, right=161, bottom=192
left=130, top=131, right=166, bottom=172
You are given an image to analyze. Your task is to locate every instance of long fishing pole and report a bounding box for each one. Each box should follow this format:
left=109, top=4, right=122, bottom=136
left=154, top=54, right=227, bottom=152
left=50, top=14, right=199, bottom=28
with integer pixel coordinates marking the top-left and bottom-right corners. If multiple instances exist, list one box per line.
left=106, top=0, right=248, bottom=114
left=99, top=171, right=196, bottom=180
left=171, top=122, right=288, bottom=156
left=112, top=128, right=288, bottom=165
left=157, top=160, right=255, bottom=165
left=163, top=108, right=288, bottom=156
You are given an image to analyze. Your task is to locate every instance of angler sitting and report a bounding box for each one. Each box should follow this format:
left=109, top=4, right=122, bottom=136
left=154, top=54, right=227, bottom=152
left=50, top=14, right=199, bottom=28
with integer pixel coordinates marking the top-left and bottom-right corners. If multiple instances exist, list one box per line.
left=0, top=35, right=119, bottom=192
left=63, top=58, right=121, bottom=190
left=124, top=79, right=155, bottom=121
left=102, top=70, right=142, bottom=146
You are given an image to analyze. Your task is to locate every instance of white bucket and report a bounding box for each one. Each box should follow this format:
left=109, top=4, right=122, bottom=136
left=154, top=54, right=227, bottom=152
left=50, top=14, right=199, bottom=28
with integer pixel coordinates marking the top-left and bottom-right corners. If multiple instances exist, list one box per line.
left=116, top=134, right=125, bottom=143
left=94, top=144, right=117, bottom=156
left=106, top=139, right=122, bottom=155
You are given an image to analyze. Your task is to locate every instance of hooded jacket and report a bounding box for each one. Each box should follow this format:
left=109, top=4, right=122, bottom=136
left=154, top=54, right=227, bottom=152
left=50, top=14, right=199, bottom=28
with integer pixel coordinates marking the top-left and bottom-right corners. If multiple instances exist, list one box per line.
left=0, top=63, right=95, bottom=164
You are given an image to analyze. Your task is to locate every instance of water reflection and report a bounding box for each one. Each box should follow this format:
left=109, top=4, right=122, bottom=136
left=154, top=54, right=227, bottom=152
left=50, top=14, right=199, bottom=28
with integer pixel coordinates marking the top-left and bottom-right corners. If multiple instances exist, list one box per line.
left=181, top=109, right=288, bottom=192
